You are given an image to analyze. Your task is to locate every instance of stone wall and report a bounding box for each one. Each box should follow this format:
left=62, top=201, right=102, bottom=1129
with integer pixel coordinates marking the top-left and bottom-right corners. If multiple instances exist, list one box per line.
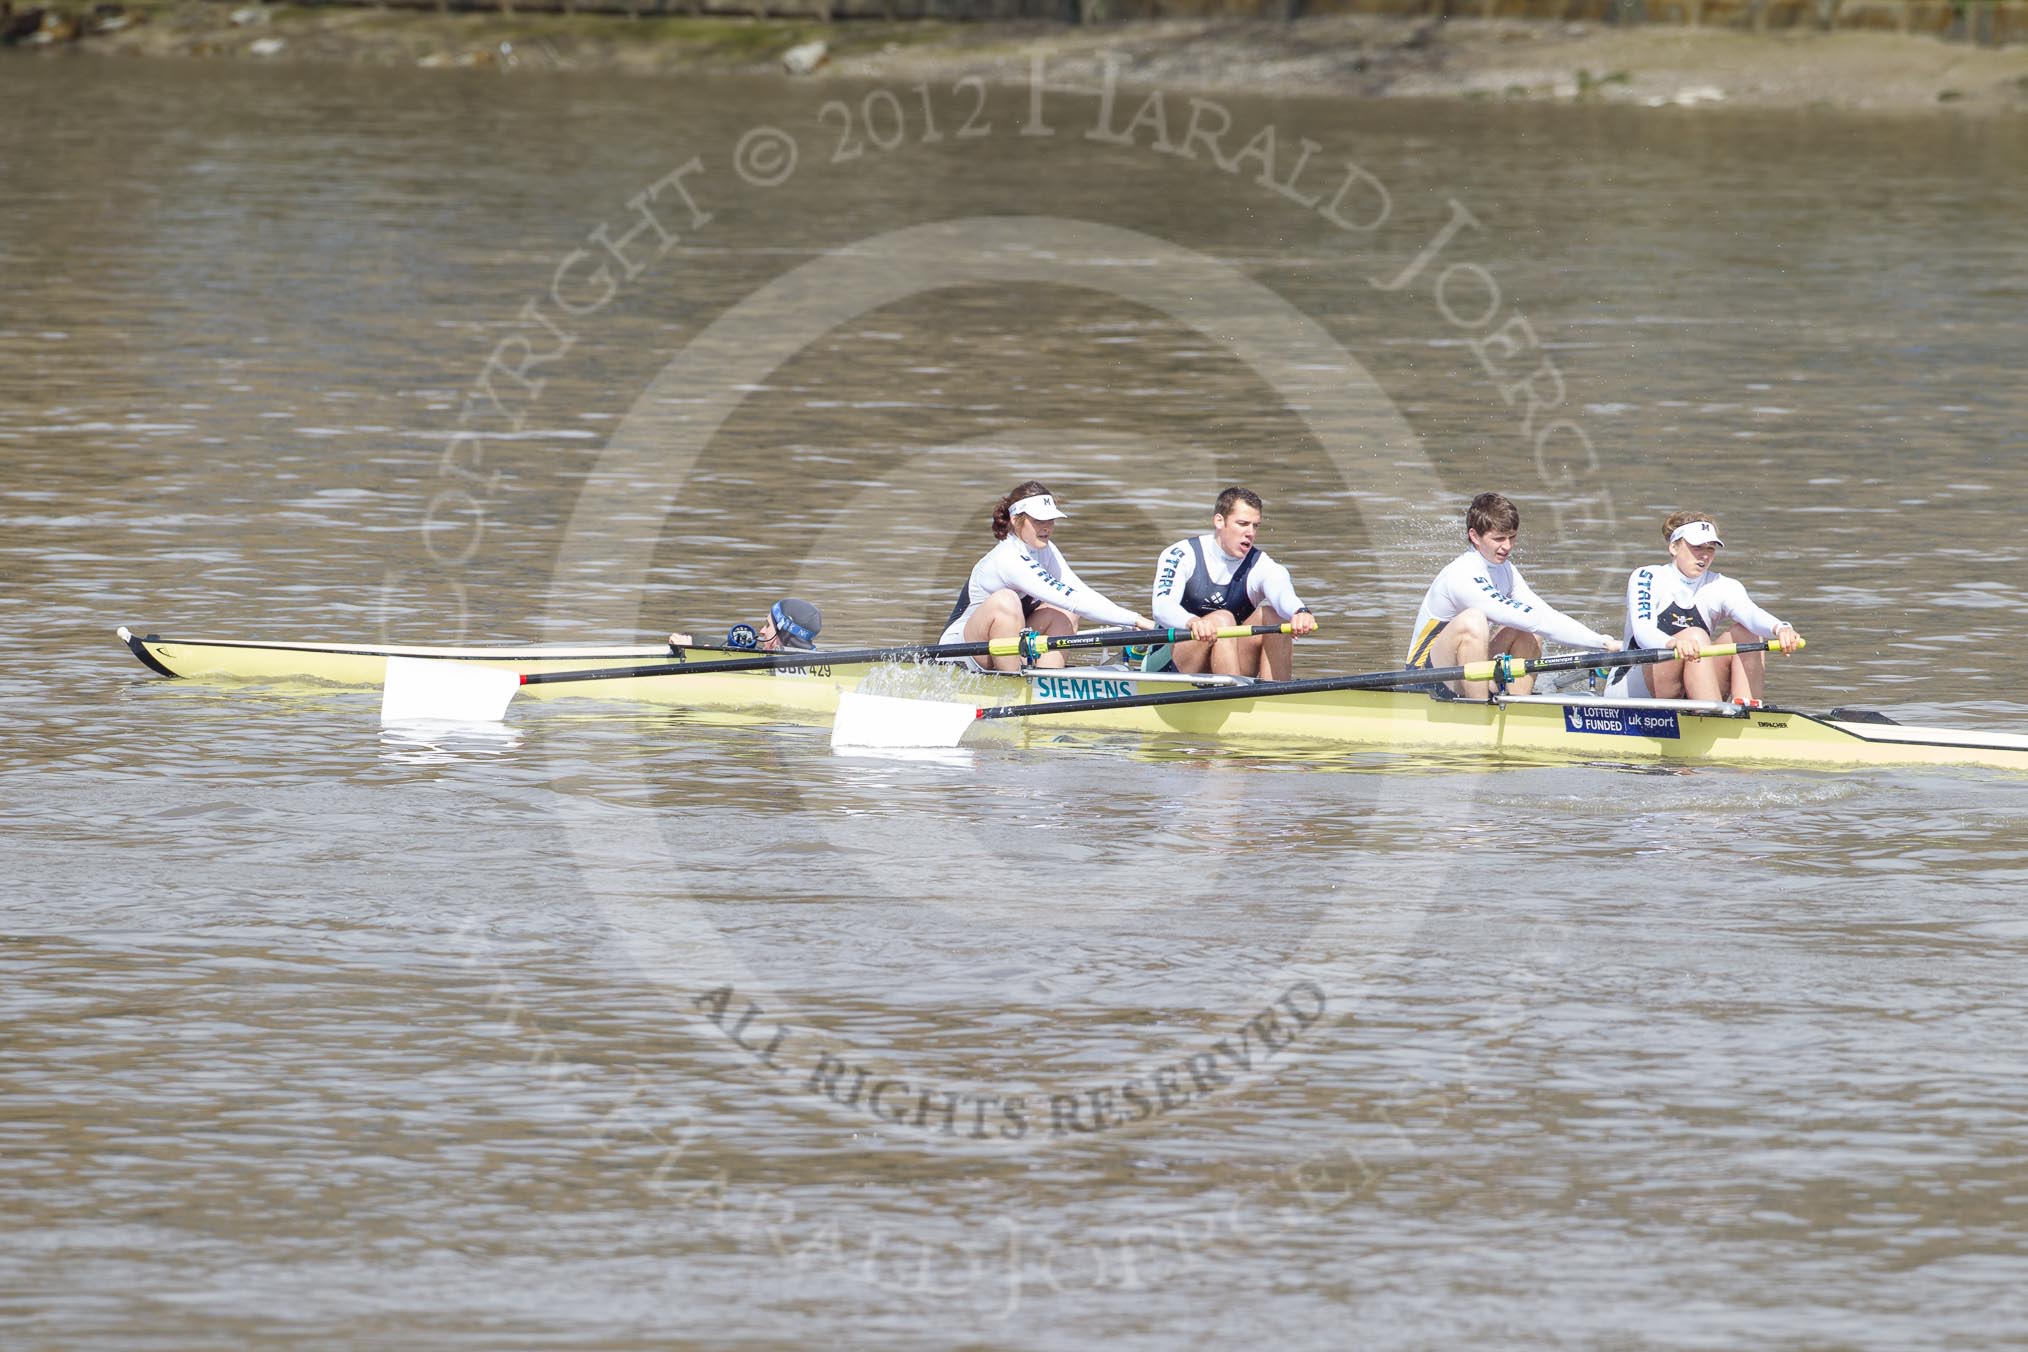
left=1111, top=0, right=2022, bottom=41
left=270, top=0, right=2028, bottom=45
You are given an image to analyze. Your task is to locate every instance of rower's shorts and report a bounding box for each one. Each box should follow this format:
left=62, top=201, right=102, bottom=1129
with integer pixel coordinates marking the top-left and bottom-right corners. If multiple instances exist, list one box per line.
left=1397, top=631, right=1450, bottom=696
left=936, top=615, right=987, bottom=673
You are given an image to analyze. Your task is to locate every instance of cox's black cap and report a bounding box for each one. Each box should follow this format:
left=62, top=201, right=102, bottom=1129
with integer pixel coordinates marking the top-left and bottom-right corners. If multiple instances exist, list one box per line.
left=770, top=598, right=822, bottom=650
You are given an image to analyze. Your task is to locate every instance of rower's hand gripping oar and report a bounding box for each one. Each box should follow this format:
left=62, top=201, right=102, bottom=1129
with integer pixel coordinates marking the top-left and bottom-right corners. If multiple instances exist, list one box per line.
left=378, top=623, right=1300, bottom=724
left=829, top=639, right=1804, bottom=750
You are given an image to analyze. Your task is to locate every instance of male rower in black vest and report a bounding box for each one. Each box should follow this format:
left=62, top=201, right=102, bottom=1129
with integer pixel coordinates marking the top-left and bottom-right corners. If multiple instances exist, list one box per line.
left=1149, top=486, right=1318, bottom=679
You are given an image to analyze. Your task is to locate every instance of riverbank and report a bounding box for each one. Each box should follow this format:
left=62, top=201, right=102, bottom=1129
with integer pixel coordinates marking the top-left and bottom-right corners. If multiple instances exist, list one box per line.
left=18, top=3, right=2028, bottom=112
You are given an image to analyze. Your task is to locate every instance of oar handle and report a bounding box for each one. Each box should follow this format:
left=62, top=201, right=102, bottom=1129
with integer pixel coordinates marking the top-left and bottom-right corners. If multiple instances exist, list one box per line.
left=1459, top=637, right=1803, bottom=685
left=521, top=623, right=1309, bottom=687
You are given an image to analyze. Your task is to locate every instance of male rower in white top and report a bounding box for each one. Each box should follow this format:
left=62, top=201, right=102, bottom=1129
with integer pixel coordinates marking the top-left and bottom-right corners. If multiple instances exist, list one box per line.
left=1406, top=492, right=1621, bottom=700
left=668, top=598, right=822, bottom=653
left=1616, top=510, right=1802, bottom=702
left=939, top=481, right=1154, bottom=673
left=1150, top=486, right=1318, bottom=680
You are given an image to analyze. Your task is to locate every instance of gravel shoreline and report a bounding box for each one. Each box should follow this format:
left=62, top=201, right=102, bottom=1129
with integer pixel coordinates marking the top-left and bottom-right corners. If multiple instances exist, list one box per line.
left=16, top=5, right=2028, bottom=113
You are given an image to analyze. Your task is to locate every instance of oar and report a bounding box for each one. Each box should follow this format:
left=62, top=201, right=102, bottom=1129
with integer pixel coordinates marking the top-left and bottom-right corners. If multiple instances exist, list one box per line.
left=829, top=639, right=1804, bottom=749
left=379, top=623, right=1301, bottom=723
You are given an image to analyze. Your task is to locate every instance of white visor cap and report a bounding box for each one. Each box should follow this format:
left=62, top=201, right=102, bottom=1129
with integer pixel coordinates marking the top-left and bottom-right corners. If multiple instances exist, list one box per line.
left=1010, top=493, right=1068, bottom=521
left=1669, top=520, right=1724, bottom=548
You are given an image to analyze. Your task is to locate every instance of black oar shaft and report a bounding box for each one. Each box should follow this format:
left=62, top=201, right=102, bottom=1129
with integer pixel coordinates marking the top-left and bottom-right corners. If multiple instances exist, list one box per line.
left=524, top=648, right=934, bottom=686
left=973, top=642, right=1785, bottom=723
left=974, top=666, right=1438, bottom=721
left=518, top=624, right=1290, bottom=688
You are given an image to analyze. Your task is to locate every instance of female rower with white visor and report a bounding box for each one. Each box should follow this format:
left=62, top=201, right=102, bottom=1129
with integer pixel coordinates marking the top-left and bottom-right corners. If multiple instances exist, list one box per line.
left=939, top=481, right=1155, bottom=673
left=1615, top=511, right=1803, bottom=703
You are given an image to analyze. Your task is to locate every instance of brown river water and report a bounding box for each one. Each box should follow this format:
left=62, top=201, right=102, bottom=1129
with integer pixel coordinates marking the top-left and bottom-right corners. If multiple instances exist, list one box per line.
left=4, top=54, right=2028, bottom=1349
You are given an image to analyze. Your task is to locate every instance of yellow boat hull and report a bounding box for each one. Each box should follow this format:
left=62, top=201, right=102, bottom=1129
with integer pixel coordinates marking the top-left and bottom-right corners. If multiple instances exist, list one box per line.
left=118, top=628, right=2028, bottom=772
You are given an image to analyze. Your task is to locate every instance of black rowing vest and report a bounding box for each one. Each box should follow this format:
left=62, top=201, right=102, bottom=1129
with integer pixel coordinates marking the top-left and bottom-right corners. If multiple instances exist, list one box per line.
left=1652, top=600, right=1708, bottom=636
left=1180, top=538, right=1260, bottom=618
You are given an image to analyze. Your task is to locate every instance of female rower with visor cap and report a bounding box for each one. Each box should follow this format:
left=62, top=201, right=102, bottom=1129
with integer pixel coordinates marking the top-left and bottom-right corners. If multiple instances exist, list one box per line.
left=938, top=480, right=1154, bottom=673
left=1615, top=511, right=1802, bottom=703
left=668, top=598, right=822, bottom=653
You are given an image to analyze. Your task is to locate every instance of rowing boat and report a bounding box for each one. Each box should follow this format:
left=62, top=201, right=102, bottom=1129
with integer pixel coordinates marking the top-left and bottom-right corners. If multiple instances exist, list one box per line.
left=117, top=627, right=2028, bottom=771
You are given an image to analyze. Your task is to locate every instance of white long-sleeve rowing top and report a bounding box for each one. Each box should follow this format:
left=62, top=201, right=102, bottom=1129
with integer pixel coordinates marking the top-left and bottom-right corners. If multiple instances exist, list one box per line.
left=1406, top=549, right=1613, bottom=663
left=1623, top=563, right=1784, bottom=649
left=1615, top=562, right=1786, bottom=696
left=941, top=536, right=1142, bottom=639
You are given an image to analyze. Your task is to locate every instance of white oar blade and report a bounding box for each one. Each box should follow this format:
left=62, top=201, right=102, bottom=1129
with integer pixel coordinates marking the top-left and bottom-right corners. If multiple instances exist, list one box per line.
left=381, top=656, right=520, bottom=724
left=830, top=691, right=982, bottom=750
